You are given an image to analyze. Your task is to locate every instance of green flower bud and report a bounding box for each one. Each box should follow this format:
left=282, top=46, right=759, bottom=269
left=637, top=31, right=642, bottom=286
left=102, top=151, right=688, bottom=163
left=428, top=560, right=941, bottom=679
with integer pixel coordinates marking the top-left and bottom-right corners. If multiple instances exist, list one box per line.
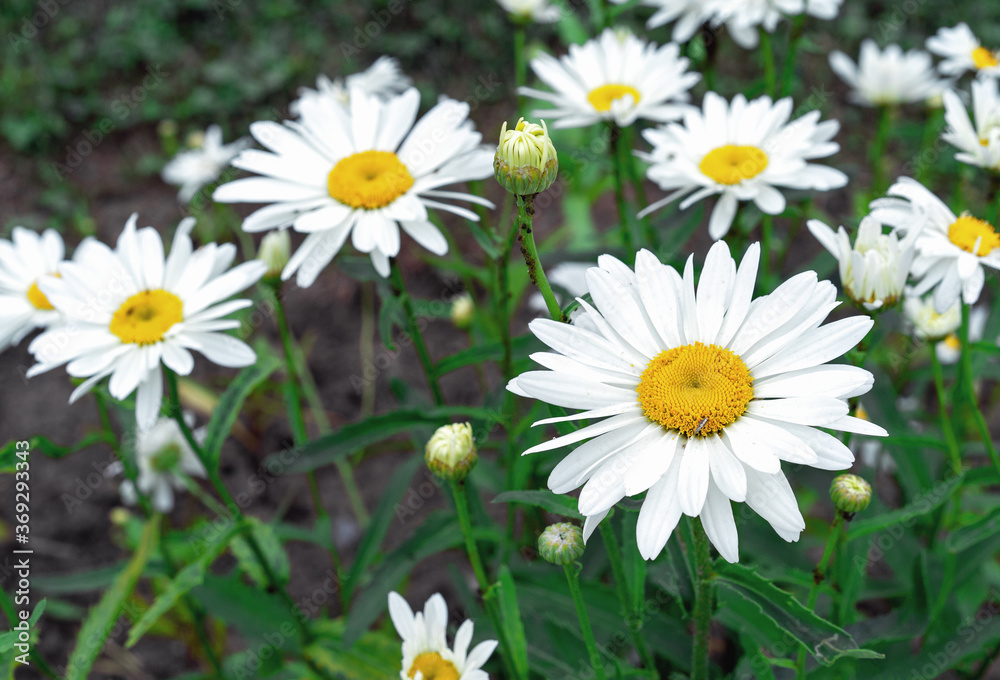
left=830, top=474, right=872, bottom=516
left=494, top=118, right=558, bottom=196
left=259, top=230, right=291, bottom=280
left=425, top=423, right=477, bottom=481
left=450, top=292, right=475, bottom=330
left=538, top=522, right=585, bottom=565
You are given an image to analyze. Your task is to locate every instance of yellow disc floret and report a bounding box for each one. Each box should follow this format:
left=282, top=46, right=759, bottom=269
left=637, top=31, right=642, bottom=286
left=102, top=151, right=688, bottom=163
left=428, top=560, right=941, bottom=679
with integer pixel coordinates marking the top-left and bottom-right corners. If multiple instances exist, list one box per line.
left=27, top=280, right=55, bottom=310
left=587, top=84, right=641, bottom=112
left=947, top=214, right=1000, bottom=256
left=637, top=342, right=754, bottom=437
left=972, top=47, right=999, bottom=70
left=110, top=290, right=184, bottom=345
left=700, top=145, right=769, bottom=185
left=327, top=150, right=414, bottom=210
left=408, top=652, right=460, bottom=680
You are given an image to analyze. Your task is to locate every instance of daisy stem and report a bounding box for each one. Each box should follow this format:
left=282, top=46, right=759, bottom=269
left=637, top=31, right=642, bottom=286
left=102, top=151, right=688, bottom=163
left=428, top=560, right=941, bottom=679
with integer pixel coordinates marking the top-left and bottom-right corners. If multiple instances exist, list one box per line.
left=517, top=193, right=565, bottom=321
left=916, top=108, right=945, bottom=184
left=779, top=14, right=806, bottom=98
left=703, top=24, right=718, bottom=92
left=760, top=214, right=774, bottom=280
left=759, top=30, right=777, bottom=97
left=389, top=262, right=446, bottom=405
left=930, top=349, right=962, bottom=476
left=609, top=124, right=634, bottom=254
left=564, top=562, right=608, bottom=680
left=989, top=173, right=1000, bottom=226
left=622, top=126, right=657, bottom=250
left=514, top=24, right=527, bottom=111
left=794, top=513, right=845, bottom=679
left=690, top=518, right=714, bottom=680
left=960, top=305, right=1000, bottom=477
left=871, top=106, right=892, bottom=197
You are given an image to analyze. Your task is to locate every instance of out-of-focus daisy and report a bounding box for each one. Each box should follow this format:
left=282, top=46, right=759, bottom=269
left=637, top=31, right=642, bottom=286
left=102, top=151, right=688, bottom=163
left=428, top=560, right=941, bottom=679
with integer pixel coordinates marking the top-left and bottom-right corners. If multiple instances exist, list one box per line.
left=638, top=92, right=847, bottom=240
left=610, top=0, right=720, bottom=44
left=117, top=414, right=207, bottom=513
left=927, top=23, right=1000, bottom=79
left=852, top=404, right=895, bottom=473
left=496, top=0, right=561, bottom=23
left=214, top=87, right=494, bottom=282
left=935, top=306, right=989, bottom=364
left=829, top=41, right=949, bottom=106
left=519, top=28, right=700, bottom=130
left=508, top=242, right=885, bottom=562
left=903, top=294, right=961, bottom=341
left=388, top=591, right=496, bottom=680
left=27, top=215, right=267, bottom=430
left=0, top=228, right=67, bottom=352
left=870, top=177, right=1000, bottom=312
left=289, top=57, right=412, bottom=116
left=807, top=215, right=917, bottom=311
left=161, top=125, right=250, bottom=203
left=942, top=79, right=1000, bottom=171
left=715, top=0, right=843, bottom=50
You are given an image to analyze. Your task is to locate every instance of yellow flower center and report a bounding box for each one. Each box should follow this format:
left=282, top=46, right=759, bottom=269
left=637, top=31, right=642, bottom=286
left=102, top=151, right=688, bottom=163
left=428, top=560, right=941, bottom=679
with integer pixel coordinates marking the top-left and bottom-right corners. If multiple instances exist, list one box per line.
left=408, top=652, right=460, bottom=680
left=587, top=84, right=641, bottom=112
left=943, top=334, right=962, bottom=351
left=327, top=150, right=414, bottom=210
left=947, top=215, right=1000, bottom=256
left=27, top=277, right=57, bottom=310
left=699, top=145, right=769, bottom=185
left=636, top=342, right=754, bottom=437
left=854, top=404, right=869, bottom=421
left=110, top=290, right=183, bottom=345
left=972, top=46, right=999, bottom=70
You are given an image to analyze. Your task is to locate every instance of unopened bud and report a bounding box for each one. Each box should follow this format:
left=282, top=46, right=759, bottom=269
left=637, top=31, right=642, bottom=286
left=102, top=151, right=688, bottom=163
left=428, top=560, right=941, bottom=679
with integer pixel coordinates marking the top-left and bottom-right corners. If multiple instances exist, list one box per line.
left=425, top=423, right=477, bottom=481
left=259, top=230, right=291, bottom=280
left=451, top=293, right=475, bottom=329
left=538, top=522, right=584, bottom=565
left=830, top=474, right=872, bottom=516
left=494, top=118, right=558, bottom=196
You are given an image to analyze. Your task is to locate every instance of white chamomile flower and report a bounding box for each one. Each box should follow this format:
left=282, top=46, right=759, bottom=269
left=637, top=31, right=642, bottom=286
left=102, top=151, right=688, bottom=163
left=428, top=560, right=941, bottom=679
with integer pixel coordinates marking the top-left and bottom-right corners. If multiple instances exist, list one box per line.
left=213, top=87, right=494, bottom=282
left=26, top=215, right=267, bottom=430
left=829, top=41, right=949, bottom=107
left=807, top=215, right=917, bottom=311
left=927, top=23, right=1000, bottom=79
left=289, top=57, right=412, bottom=116
left=0, top=228, right=68, bottom=352
left=714, top=0, right=842, bottom=50
left=519, top=28, right=700, bottom=130
left=496, top=0, right=561, bottom=24
left=903, top=294, right=961, bottom=342
left=610, top=0, right=722, bottom=44
left=119, top=414, right=207, bottom=513
left=508, top=242, right=886, bottom=562
left=638, top=92, right=847, bottom=240
left=934, top=306, right=989, bottom=365
left=162, top=125, right=251, bottom=203
left=388, top=591, right=497, bottom=680
left=942, top=79, right=1000, bottom=172
left=870, top=177, right=1000, bottom=312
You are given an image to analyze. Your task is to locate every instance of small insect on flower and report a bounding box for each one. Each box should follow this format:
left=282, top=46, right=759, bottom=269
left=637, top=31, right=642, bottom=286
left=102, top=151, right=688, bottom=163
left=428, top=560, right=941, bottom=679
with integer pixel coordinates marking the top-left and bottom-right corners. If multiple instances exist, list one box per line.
left=692, top=417, right=710, bottom=436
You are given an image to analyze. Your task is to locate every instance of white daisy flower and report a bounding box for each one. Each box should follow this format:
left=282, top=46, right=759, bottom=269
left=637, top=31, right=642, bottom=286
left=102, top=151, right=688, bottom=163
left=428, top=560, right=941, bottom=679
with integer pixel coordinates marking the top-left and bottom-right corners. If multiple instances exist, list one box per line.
left=26, top=215, right=267, bottom=430
left=496, top=0, right=562, bottom=23
left=0, top=228, right=68, bottom=352
left=213, top=87, right=494, bottom=282
left=869, top=177, right=1000, bottom=312
left=609, top=0, right=722, bottom=44
left=927, top=23, right=1000, bottom=79
left=638, top=92, right=847, bottom=240
left=934, top=306, right=989, bottom=365
left=118, top=414, right=207, bottom=513
left=289, top=57, right=412, bottom=116
left=942, top=79, right=1000, bottom=172
left=903, top=294, right=962, bottom=341
left=162, top=125, right=251, bottom=203
left=508, top=242, right=886, bottom=562
left=829, top=41, right=949, bottom=107
left=519, top=28, right=700, bottom=130
left=714, top=0, right=841, bottom=50
left=807, top=215, right=918, bottom=311
left=388, top=591, right=497, bottom=680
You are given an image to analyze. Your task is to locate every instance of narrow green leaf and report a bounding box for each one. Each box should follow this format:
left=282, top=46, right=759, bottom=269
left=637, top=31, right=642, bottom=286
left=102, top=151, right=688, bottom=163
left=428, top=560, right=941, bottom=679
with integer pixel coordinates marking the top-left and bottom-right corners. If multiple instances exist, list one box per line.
left=1, top=432, right=115, bottom=473
left=492, top=490, right=583, bottom=519
left=947, top=504, right=1000, bottom=553
left=230, top=518, right=290, bottom=588
left=307, top=620, right=400, bottom=680
left=0, top=601, right=45, bottom=653
left=435, top=335, right=537, bottom=376
left=193, top=575, right=302, bottom=651
left=848, top=473, right=964, bottom=540
left=65, top=519, right=158, bottom=680
left=492, top=566, right=530, bottom=680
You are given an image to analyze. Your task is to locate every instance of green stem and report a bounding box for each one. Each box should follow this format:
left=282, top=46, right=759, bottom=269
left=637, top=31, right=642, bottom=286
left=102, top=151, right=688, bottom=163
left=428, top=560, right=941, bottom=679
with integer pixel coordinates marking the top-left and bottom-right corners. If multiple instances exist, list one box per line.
left=760, top=214, right=774, bottom=281
left=609, top=123, right=634, bottom=253
left=622, top=126, right=656, bottom=250
left=760, top=30, right=776, bottom=97
left=989, top=173, right=1000, bottom=226
left=872, top=106, right=892, bottom=197
left=690, top=518, right=713, bottom=680
left=795, top=514, right=845, bottom=678
left=514, top=24, right=527, bottom=111
left=516, top=194, right=564, bottom=321
left=703, top=24, right=718, bottom=92
left=450, top=480, right=490, bottom=590
left=564, top=562, right=608, bottom=680
left=931, top=349, right=962, bottom=475
left=390, top=262, right=445, bottom=405
left=779, top=14, right=806, bottom=97
left=916, top=108, right=945, bottom=184
left=960, top=305, right=1000, bottom=477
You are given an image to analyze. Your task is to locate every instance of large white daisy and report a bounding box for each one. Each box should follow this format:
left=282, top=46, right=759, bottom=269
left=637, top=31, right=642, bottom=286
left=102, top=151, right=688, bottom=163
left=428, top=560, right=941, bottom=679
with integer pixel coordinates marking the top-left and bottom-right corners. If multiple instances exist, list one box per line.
left=942, top=79, right=1000, bottom=172
left=508, top=242, right=885, bottom=562
left=638, top=92, right=847, bottom=240
left=869, top=177, right=1000, bottom=312
left=289, top=57, right=412, bottom=116
left=213, top=87, right=494, bottom=282
left=927, top=23, right=1000, bottom=80
left=519, top=28, right=700, bottom=129
left=388, top=591, right=497, bottom=680
left=26, top=215, right=267, bottom=430
left=829, top=41, right=949, bottom=107
left=0, top=228, right=68, bottom=352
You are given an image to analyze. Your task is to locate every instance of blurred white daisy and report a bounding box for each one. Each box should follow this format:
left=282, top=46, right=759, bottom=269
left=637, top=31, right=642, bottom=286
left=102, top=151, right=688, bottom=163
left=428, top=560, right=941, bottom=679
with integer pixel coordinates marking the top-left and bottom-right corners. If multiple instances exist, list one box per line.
left=162, top=125, right=251, bottom=203
left=927, top=23, right=1000, bottom=79
left=214, top=87, right=494, bottom=282
left=496, top=0, right=561, bottom=23
left=870, top=177, right=1000, bottom=312
left=942, top=79, right=1000, bottom=171
left=715, top=0, right=843, bottom=50
left=903, top=294, right=961, bottom=341
left=807, top=215, right=917, bottom=311
left=528, top=261, right=590, bottom=315
left=388, top=591, right=497, bottom=680
left=27, top=215, right=266, bottom=430
left=0, top=228, right=67, bottom=352
left=118, top=414, right=207, bottom=513
left=610, top=0, right=721, bottom=43
left=638, top=92, right=847, bottom=240
left=508, top=242, right=885, bottom=562
left=852, top=404, right=895, bottom=473
left=829, top=41, right=949, bottom=106
left=289, top=57, right=412, bottom=116
left=934, top=306, right=989, bottom=364
left=519, top=28, right=700, bottom=129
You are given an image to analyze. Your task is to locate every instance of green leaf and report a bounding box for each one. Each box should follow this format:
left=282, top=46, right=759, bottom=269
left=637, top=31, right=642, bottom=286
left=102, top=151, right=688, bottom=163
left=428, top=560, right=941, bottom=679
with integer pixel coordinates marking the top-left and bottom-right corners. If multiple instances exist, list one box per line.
left=0, top=432, right=115, bottom=473
left=193, top=575, right=303, bottom=652
left=490, top=565, right=530, bottom=680
left=202, top=352, right=282, bottom=471
left=492, top=490, right=583, bottom=519
left=947, top=504, right=1000, bottom=553
left=125, top=523, right=240, bottom=648
left=848, top=473, right=964, bottom=540
left=65, top=519, right=158, bottom=680
left=714, top=562, right=883, bottom=665
left=308, top=620, right=400, bottom=680
left=435, top=335, right=537, bottom=376
left=0, top=601, right=46, bottom=653
left=230, top=518, right=290, bottom=589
